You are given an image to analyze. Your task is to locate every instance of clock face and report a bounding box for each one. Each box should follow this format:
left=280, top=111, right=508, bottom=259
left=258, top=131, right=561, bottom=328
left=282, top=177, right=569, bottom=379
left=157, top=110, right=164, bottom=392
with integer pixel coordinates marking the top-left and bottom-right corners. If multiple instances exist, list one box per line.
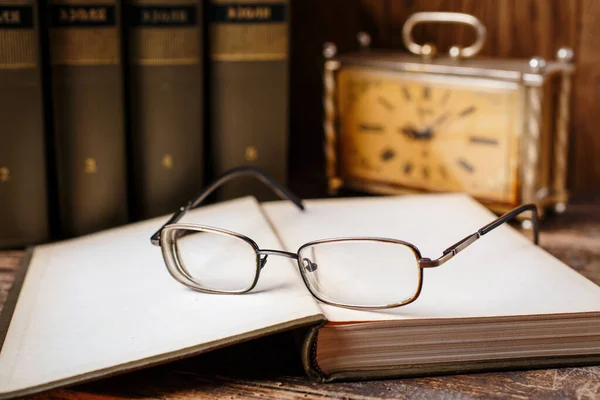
left=336, top=67, right=524, bottom=205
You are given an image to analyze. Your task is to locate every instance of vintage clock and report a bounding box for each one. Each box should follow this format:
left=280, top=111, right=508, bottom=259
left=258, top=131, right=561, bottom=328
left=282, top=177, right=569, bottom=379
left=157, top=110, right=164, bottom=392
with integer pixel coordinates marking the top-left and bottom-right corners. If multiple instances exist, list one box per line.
left=323, top=12, right=574, bottom=217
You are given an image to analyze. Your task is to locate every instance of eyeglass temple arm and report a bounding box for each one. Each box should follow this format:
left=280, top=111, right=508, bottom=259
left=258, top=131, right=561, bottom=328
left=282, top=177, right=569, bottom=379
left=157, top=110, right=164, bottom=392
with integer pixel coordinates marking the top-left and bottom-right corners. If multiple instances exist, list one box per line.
left=420, top=204, right=539, bottom=268
left=150, top=166, right=304, bottom=246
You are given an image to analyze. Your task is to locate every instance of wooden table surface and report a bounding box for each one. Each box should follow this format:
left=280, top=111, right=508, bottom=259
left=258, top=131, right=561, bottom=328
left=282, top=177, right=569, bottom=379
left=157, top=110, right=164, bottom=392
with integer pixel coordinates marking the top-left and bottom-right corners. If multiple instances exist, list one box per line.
left=1, top=200, right=599, bottom=400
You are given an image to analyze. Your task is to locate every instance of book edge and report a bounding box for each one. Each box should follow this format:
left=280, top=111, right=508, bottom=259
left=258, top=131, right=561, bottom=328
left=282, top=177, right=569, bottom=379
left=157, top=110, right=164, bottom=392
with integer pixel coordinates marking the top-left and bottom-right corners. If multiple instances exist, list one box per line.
left=0, top=311, right=326, bottom=399
left=0, top=248, right=34, bottom=352
left=319, top=353, right=600, bottom=383
left=300, top=319, right=328, bottom=382
left=302, top=317, right=600, bottom=383
left=322, top=310, right=600, bottom=327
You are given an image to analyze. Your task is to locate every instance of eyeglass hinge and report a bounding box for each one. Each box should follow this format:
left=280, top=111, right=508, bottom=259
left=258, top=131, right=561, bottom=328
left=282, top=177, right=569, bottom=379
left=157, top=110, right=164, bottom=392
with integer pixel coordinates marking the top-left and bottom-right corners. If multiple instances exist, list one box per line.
left=419, top=257, right=439, bottom=268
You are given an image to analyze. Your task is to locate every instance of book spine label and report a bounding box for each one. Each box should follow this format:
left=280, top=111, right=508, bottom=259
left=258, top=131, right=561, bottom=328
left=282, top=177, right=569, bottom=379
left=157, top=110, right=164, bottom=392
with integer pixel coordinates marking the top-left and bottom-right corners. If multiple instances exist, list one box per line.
left=48, top=0, right=128, bottom=237
left=0, top=1, right=49, bottom=248
left=126, top=0, right=204, bottom=219
left=0, top=5, right=34, bottom=29
left=130, top=4, right=197, bottom=27
left=209, top=1, right=287, bottom=60
left=208, top=0, right=289, bottom=201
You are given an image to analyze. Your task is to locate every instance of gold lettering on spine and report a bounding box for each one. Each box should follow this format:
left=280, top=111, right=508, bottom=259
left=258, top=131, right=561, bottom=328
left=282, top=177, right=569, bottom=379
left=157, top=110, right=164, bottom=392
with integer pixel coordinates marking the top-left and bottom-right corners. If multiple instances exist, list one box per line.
left=0, top=10, right=21, bottom=24
left=0, top=167, right=9, bottom=183
left=0, top=3, right=36, bottom=68
left=58, top=6, right=107, bottom=23
left=89, top=7, right=107, bottom=21
left=84, top=158, right=97, bottom=174
left=49, top=1, right=118, bottom=66
left=161, top=154, right=174, bottom=169
left=132, top=1, right=199, bottom=66
left=227, top=7, right=236, bottom=19
left=226, top=6, right=271, bottom=20
left=244, top=146, right=258, bottom=162
left=142, top=9, right=188, bottom=24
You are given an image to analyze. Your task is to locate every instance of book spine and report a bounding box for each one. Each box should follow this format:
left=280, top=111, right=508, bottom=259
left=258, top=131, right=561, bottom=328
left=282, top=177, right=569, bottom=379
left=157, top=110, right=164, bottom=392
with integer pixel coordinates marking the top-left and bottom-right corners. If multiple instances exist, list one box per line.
left=208, top=0, right=289, bottom=200
left=126, top=0, right=204, bottom=219
left=301, top=320, right=328, bottom=383
left=47, top=0, right=128, bottom=237
left=0, top=1, right=49, bottom=248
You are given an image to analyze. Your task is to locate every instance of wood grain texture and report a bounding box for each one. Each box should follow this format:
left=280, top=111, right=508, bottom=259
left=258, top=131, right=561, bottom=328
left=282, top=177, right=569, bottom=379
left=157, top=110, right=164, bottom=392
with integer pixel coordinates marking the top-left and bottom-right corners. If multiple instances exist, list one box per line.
left=1, top=199, right=599, bottom=399
left=289, top=0, right=600, bottom=196
left=571, top=0, right=600, bottom=192
left=389, top=0, right=578, bottom=57
left=289, top=0, right=365, bottom=198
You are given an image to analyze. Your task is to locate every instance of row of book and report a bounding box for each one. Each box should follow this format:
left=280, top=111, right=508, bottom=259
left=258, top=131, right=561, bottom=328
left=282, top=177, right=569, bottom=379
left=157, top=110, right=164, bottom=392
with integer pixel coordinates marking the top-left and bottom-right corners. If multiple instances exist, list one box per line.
left=0, top=0, right=289, bottom=248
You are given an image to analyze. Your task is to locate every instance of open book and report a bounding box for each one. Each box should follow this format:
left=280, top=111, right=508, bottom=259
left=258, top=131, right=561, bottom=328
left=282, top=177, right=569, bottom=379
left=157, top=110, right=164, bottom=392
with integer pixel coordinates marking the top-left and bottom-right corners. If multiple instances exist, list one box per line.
left=1, top=194, right=600, bottom=399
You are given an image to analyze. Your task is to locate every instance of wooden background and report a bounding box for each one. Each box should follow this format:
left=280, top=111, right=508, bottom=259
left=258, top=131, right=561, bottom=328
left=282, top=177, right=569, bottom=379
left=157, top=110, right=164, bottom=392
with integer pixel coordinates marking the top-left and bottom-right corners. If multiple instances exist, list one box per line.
left=289, top=0, right=600, bottom=197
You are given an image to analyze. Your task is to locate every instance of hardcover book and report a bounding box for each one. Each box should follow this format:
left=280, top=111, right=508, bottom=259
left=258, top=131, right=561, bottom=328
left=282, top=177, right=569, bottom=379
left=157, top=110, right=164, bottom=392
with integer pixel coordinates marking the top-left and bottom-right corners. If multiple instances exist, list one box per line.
left=0, top=0, right=49, bottom=248
left=208, top=0, right=289, bottom=201
left=1, top=194, right=600, bottom=399
left=47, top=0, right=128, bottom=237
left=126, top=0, right=204, bottom=219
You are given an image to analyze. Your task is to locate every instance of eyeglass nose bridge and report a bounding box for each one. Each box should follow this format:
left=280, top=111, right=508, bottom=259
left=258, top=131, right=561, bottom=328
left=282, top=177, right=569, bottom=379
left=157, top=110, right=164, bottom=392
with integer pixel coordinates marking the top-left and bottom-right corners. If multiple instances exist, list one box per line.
left=256, top=249, right=299, bottom=271
left=256, top=249, right=319, bottom=273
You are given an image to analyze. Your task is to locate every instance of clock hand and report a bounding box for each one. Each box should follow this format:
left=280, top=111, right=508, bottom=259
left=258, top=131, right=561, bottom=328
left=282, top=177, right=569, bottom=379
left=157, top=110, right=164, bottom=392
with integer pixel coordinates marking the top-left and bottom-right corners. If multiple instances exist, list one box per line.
left=399, top=126, right=434, bottom=141
left=432, top=111, right=450, bottom=128
left=400, top=126, right=420, bottom=139
left=415, top=111, right=450, bottom=140
left=425, top=111, right=455, bottom=135
left=415, top=127, right=434, bottom=140
left=418, top=111, right=449, bottom=134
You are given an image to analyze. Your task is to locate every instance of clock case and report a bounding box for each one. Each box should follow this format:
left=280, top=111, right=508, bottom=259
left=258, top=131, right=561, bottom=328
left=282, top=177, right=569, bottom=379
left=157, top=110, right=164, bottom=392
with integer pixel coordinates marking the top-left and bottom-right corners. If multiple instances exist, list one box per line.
left=323, top=34, right=575, bottom=217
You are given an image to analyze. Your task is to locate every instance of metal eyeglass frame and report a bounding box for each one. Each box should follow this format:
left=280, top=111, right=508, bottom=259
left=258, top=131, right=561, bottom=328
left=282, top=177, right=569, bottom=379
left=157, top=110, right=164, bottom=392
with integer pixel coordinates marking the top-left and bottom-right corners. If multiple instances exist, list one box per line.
left=151, top=166, right=540, bottom=310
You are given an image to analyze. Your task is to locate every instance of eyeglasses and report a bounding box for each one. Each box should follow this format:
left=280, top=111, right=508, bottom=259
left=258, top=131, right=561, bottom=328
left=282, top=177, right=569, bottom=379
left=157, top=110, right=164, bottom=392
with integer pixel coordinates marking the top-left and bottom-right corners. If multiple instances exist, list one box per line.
left=151, top=167, right=540, bottom=310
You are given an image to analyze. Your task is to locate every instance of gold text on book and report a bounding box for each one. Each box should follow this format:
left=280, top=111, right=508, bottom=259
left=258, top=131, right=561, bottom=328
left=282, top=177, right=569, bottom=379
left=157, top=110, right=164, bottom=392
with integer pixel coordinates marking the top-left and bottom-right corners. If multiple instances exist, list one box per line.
left=142, top=9, right=188, bottom=24
left=226, top=6, right=271, bottom=21
left=245, top=146, right=258, bottom=162
left=0, top=167, right=9, bottom=183
left=161, top=154, right=173, bottom=169
left=84, top=158, right=97, bottom=174
left=0, top=10, right=20, bottom=25
left=58, top=7, right=108, bottom=23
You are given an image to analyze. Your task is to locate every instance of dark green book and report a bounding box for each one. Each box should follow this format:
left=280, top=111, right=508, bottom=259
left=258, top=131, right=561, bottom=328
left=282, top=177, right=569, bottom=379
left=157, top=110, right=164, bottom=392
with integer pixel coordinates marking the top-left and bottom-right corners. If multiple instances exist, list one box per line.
left=208, top=0, right=289, bottom=201
left=126, top=0, right=204, bottom=219
left=0, top=1, right=49, bottom=248
left=47, top=0, right=128, bottom=237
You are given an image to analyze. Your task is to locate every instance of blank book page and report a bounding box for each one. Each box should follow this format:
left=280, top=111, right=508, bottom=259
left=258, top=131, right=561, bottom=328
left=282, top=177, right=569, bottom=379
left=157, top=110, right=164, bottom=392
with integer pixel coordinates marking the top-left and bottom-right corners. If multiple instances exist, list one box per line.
left=0, top=197, right=322, bottom=397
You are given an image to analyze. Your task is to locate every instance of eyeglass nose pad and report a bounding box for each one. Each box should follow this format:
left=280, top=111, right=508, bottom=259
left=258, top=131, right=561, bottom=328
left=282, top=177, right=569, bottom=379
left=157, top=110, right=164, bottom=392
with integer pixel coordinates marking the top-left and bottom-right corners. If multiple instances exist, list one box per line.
left=259, top=255, right=269, bottom=270
left=302, top=258, right=318, bottom=273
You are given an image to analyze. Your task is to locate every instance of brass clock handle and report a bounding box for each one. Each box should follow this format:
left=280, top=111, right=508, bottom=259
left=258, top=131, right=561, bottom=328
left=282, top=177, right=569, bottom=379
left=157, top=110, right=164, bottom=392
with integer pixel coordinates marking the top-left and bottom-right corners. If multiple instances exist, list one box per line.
left=402, top=12, right=486, bottom=59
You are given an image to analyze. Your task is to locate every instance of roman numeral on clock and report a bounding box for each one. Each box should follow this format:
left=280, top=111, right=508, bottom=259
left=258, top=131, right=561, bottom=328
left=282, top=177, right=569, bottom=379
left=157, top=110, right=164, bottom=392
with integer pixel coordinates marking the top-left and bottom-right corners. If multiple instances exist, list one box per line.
left=470, top=136, right=498, bottom=145
left=377, top=96, right=394, bottom=111
left=358, top=123, right=383, bottom=133
left=458, top=106, right=477, bottom=118
left=402, top=86, right=411, bottom=101
left=458, top=158, right=475, bottom=173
